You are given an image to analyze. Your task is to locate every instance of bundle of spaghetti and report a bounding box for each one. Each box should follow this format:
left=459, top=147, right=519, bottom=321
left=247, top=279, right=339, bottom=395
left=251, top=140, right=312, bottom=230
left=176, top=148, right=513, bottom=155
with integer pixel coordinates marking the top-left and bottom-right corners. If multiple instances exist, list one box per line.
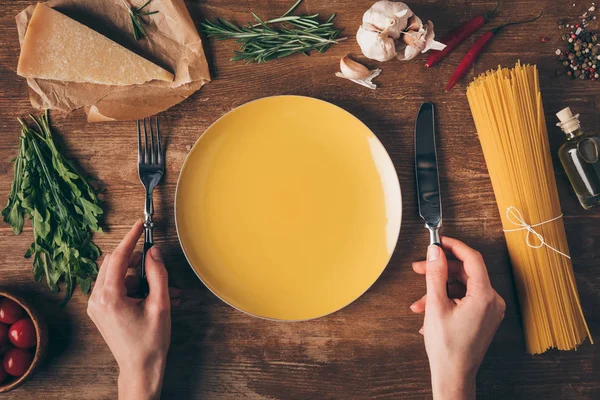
left=466, top=62, right=592, bottom=354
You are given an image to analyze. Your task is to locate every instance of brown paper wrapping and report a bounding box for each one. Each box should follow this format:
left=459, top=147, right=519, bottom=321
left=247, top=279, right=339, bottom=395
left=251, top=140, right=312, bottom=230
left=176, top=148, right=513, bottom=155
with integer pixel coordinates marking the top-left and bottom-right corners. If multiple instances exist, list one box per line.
left=16, top=0, right=210, bottom=121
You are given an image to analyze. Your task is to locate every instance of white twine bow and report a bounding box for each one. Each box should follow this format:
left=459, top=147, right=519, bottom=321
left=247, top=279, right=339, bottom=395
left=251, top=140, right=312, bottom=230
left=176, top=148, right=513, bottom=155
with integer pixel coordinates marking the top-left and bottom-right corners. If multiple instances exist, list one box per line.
left=502, top=206, right=571, bottom=259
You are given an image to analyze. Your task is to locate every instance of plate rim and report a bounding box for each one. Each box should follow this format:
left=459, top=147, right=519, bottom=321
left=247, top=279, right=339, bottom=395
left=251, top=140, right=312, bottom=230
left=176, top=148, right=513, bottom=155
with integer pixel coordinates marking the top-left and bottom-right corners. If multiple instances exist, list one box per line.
left=174, top=95, right=403, bottom=322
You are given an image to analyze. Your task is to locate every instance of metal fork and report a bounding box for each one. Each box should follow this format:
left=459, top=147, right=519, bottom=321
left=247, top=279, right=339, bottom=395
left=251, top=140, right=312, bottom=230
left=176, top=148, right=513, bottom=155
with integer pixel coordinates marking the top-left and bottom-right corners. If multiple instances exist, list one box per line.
left=137, top=117, right=165, bottom=295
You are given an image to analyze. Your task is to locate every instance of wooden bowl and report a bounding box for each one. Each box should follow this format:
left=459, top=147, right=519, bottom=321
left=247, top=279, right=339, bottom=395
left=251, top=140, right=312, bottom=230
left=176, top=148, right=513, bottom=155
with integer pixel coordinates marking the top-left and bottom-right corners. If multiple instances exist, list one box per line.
left=0, top=291, right=48, bottom=393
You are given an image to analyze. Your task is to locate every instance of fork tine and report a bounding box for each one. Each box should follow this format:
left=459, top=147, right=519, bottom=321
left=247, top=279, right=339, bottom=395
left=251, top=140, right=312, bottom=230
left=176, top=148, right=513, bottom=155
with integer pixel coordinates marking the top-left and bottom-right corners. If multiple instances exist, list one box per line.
left=156, top=118, right=163, bottom=165
left=143, top=118, right=150, bottom=164
left=150, top=117, right=156, bottom=164
left=137, top=120, right=142, bottom=164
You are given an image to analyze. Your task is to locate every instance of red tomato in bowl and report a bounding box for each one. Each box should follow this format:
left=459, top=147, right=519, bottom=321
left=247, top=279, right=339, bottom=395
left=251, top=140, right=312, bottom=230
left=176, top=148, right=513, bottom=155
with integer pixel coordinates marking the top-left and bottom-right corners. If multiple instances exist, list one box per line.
left=8, top=318, right=36, bottom=349
left=2, top=348, right=33, bottom=376
left=0, top=323, right=8, bottom=347
left=0, top=298, right=24, bottom=324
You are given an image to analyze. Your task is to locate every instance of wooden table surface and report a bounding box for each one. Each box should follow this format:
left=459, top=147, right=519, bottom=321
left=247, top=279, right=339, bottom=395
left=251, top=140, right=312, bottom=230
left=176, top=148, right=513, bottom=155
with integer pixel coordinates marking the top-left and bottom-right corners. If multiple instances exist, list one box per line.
left=0, top=0, right=599, bottom=398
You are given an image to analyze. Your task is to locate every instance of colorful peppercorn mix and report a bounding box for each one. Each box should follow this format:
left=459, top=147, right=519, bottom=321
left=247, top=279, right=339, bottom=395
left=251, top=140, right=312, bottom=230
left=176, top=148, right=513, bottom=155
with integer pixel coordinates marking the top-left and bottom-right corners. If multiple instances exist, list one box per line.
left=557, top=3, right=599, bottom=80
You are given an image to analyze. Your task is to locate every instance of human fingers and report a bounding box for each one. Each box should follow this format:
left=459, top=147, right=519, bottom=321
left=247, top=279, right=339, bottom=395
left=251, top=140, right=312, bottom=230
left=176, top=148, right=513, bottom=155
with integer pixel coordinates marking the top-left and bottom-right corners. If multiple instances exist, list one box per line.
left=124, top=252, right=142, bottom=296
left=410, top=294, right=426, bottom=313
left=440, top=236, right=491, bottom=288
left=124, top=272, right=140, bottom=297
left=129, top=251, right=142, bottom=269
left=448, top=280, right=466, bottom=297
left=104, top=220, right=144, bottom=289
left=93, top=253, right=112, bottom=291
left=124, top=296, right=144, bottom=306
left=125, top=269, right=181, bottom=299
left=425, top=245, right=452, bottom=310
left=412, top=259, right=468, bottom=283
left=410, top=281, right=466, bottom=314
left=145, top=247, right=170, bottom=307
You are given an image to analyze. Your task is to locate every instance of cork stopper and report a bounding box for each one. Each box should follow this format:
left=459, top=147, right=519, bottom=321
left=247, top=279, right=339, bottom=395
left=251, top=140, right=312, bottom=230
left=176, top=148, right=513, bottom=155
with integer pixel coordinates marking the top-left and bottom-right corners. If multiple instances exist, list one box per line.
left=556, top=107, right=581, bottom=135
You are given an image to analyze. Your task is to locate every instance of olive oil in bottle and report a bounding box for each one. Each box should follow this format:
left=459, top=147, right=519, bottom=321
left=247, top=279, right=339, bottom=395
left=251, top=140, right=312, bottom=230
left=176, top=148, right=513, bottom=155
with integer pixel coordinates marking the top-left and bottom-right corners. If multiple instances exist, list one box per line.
left=556, top=107, right=600, bottom=210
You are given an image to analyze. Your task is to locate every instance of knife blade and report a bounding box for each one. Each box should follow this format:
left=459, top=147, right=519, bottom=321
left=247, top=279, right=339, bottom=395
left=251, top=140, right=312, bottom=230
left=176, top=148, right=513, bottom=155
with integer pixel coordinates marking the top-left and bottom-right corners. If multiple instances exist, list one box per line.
left=415, top=102, right=442, bottom=246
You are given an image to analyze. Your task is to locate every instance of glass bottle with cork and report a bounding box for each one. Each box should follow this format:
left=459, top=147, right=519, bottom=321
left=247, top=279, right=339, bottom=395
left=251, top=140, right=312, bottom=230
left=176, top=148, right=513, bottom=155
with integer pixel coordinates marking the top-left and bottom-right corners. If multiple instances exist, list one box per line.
left=556, top=107, right=600, bottom=209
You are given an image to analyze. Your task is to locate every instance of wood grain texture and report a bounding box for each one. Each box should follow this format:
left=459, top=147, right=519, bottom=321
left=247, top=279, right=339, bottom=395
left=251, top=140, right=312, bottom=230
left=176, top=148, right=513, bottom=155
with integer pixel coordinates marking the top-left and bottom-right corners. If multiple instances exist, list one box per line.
left=0, top=0, right=599, bottom=399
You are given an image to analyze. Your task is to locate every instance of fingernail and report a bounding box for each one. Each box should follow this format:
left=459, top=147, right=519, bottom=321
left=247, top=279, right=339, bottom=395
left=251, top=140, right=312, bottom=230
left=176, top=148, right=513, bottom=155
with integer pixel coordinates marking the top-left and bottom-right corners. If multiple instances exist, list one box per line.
left=427, top=245, right=441, bottom=262
left=150, top=246, right=163, bottom=261
left=409, top=302, right=417, bottom=311
left=419, top=326, right=424, bottom=335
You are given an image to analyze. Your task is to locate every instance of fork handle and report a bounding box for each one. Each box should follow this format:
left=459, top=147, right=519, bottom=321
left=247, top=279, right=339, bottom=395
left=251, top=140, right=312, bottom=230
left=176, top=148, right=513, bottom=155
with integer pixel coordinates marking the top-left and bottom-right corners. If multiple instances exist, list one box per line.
left=140, top=223, right=153, bottom=295
left=139, top=192, right=154, bottom=296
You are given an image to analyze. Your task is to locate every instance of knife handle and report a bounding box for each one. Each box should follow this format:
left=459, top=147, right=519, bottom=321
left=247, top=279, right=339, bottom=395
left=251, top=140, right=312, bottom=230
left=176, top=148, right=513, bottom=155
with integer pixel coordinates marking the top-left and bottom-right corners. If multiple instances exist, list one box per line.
left=427, top=226, right=441, bottom=246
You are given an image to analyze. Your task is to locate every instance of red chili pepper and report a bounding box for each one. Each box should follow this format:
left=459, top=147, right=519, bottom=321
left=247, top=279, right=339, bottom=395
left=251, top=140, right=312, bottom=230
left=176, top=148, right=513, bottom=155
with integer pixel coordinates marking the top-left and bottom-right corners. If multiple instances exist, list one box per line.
left=445, top=12, right=543, bottom=91
left=425, top=0, right=500, bottom=68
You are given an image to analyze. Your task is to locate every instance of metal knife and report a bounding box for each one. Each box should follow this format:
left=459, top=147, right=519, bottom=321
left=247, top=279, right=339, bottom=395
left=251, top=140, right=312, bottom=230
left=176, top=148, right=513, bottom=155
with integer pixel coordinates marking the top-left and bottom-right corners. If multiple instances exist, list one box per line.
left=415, top=102, right=442, bottom=246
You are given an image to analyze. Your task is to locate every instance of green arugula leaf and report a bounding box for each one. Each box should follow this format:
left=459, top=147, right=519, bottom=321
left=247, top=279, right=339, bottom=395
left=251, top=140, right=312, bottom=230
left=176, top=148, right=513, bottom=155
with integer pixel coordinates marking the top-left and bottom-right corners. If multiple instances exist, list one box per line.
left=1, top=200, right=24, bottom=235
left=2, top=111, right=103, bottom=304
left=77, top=277, right=92, bottom=296
left=2, top=138, right=26, bottom=234
left=24, top=243, right=35, bottom=259
left=32, top=208, right=50, bottom=239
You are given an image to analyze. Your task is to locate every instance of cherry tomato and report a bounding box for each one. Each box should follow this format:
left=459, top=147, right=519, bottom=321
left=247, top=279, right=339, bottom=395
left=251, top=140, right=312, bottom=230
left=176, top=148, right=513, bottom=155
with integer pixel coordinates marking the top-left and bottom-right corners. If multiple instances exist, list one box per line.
left=0, top=364, right=6, bottom=384
left=8, top=319, right=36, bottom=349
left=0, top=323, right=8, bottom=347
left=2, top=348, right=33, bottom=376
left=0, top=298, right=24, bottom=324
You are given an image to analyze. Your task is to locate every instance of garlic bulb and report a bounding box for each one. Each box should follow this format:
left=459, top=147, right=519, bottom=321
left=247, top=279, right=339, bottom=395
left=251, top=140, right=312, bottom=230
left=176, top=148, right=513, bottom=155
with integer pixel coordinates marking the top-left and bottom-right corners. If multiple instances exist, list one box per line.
left=336, top=55, right=382, bottom=90
left=361, top=1, right=412, bottom=40
left=356, top=1, right=446, bottom=62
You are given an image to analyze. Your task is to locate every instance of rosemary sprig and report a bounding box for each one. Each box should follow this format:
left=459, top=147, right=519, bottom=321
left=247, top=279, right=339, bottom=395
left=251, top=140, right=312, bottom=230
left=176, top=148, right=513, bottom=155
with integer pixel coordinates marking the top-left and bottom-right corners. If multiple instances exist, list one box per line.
left=199, top=0, right=344, bottom=63
left=122, top=0, right=159, bottom=40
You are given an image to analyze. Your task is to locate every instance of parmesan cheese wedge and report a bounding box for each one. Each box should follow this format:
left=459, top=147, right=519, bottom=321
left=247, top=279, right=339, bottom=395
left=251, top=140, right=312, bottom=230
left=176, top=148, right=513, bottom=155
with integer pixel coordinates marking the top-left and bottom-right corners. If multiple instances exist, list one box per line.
left=17, top=3, right=174, bottom=86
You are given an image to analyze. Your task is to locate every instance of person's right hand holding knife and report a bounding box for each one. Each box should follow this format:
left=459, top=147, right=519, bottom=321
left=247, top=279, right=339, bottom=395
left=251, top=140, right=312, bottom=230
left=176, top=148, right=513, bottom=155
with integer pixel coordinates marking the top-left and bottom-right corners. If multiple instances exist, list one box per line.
left=411, top=236, right=506, bottom=400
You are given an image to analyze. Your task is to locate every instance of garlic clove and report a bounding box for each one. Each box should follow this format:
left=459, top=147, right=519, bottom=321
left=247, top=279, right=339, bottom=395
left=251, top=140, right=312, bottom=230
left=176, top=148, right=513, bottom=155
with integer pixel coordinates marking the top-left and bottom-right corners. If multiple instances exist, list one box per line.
left=356, top=25, right=398, bottom=62
left=401, top=31, right=420, bottom=46
left=399, top=44, right=421, bottom=61
left=394, top=9, right=411, bottom=19
left=422, top=20, right=446, bottom=52
left=336, top=68, right=382, bottom=90
left=339, top=55, right=372, bottom=80
left=406, top=15, right=423, bottom=31
left=362, top=22, right=381, bottom=32
left=397, top=20, right=446, bottom=60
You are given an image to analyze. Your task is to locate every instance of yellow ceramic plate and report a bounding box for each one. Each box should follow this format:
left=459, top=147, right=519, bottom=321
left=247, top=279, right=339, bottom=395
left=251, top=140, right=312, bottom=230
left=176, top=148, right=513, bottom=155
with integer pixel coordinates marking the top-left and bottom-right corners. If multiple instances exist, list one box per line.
left=175, top=96, right=401, bottom=321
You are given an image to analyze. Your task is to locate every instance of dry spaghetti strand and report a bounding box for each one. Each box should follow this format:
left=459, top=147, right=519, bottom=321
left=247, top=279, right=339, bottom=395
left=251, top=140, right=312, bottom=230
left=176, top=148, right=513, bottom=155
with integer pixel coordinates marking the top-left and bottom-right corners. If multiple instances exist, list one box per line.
left=466, top=62, right=592, bottom=354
